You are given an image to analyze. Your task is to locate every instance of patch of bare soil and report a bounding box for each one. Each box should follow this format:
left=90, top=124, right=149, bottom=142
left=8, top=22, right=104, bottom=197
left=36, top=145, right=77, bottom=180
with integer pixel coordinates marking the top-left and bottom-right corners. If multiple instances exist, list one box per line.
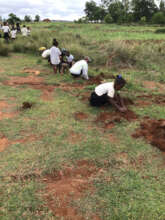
left=68, top=131, right=82, bottom=144
left=44, top=160, right=100, bottom=220
left=74, top=112, right=88, bottom=121
left=132, top=119, right=165, bottom=152
left=87, top=73, right=115, bottom=85
left=143, top=81, right=165, bottom=92
left=95, top=109, right=138, bottom=129
left=0, top=101, right=17, bottom=120
left=0, top=68, right=4, bottom=73
left=136, top=94, right=165, bottom=106
left=23, top=68, right=40, bottom=75
left=0, top=137, right=9, bottom=152
left=12, top=135, right=38, bottom=145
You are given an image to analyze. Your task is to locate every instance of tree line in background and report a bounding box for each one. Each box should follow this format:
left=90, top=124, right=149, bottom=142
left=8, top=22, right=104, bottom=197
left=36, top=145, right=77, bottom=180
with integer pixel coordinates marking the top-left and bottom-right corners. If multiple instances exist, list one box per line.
left=0, top=13, right=40, bottom=24
left=76, top=0, right=165, bottom=24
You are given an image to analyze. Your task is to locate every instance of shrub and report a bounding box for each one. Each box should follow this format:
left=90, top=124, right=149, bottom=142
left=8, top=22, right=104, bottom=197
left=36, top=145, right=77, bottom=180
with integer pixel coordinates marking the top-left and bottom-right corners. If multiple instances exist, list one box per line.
left=155, top=29, right=165, bottom=33
left=104, top=14, right=113, bottom=24
left=0, top=40, right=10, bottom=56
left=152, top=12, right=165, bottom=24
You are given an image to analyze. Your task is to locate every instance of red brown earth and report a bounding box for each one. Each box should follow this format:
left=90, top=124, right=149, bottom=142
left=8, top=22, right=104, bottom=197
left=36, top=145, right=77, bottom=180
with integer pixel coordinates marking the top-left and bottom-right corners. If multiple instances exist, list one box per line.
left=132, top=119, right=165, bottom=152
left=43, top=160, right=101, bottom=220
left=74, top=112, right=88, bottom=120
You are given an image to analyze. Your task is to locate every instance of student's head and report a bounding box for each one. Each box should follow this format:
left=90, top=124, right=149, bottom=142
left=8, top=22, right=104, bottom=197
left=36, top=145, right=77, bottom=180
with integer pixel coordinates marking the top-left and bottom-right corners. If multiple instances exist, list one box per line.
left=27, top=26, right=30, bottom=29
left=114, top=75, right=126, bottom=90
left=23, top=25, right=26, bottom=27
left=84, top=56, right=92, bottom=63
left=3, top=22, right=7, bottom=26
left=53, top=41, right=58, bottom=47
left=66, top=51, right=70, bottom=56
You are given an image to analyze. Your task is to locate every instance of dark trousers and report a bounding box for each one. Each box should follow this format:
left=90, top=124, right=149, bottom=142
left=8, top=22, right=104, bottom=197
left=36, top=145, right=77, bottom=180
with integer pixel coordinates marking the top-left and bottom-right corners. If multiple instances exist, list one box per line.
left=90, top=92, right=109, bottom=107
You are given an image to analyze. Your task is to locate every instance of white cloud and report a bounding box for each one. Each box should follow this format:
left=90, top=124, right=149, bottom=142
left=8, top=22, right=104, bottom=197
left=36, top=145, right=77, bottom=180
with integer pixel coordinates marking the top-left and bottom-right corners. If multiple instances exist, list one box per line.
left=0, top=0, right=101, bottom=21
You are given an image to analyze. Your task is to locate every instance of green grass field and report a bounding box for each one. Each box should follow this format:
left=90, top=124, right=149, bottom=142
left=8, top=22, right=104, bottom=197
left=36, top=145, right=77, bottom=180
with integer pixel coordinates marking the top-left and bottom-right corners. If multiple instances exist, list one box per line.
left=0, top=23, right=165, bottom=220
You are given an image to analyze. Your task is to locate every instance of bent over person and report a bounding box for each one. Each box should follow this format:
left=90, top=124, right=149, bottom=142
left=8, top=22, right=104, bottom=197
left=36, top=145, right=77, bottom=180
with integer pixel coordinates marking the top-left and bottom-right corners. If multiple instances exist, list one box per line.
left=69, top=56, right=91, bottom=80
left=90, top=75, right=127, bottom=112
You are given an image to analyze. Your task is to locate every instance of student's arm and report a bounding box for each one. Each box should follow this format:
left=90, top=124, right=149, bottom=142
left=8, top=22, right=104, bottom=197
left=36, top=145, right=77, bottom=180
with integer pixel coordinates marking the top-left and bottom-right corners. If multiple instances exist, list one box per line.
left=115, top=93, right=127, bottom=110
left=82, top=64, right=89, bottom=80
left=108, top=97, right=126, bottom=112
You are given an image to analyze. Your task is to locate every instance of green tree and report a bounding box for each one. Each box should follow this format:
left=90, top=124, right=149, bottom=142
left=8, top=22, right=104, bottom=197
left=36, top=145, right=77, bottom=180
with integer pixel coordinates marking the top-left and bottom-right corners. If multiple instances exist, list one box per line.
left=132, top=0, right=158, bottom=21
left=152, top=11, right=165, bottom=24
left=34, top=15, right=40, bottom=22
left=84, top=1, right=106, bottom=22
left=160, top=0, right=165, bottom=14
left=108, top=1, right=125, bottom=23
left=24, top=15, right=32, bottom=22
left=104, top=14, right=113, bottom=23
left=7, top=13, right=21, bottom=24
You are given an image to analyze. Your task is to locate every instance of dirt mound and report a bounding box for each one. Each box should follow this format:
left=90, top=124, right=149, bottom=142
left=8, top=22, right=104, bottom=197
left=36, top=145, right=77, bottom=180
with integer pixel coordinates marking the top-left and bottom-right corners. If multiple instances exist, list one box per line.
left=44, top=160, right=99, bottom=220
left=74, top=112, right=88, bottom=120
left=132, top=119, right=165, bottom=152
left=23, top=68, right=40, bottom=75
left=143, top=81, right=165, bottom=92
left=22, top=102, right=33, bottom=109
left=96, top=110, right=138, bottom=129
left=87, top=73, right=115, bottom=85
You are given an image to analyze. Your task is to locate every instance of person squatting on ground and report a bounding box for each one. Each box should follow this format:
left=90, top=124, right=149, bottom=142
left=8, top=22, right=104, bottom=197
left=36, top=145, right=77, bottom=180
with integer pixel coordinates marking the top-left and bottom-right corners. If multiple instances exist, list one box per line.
left=41, top=48, right=51, bottom=62
left=2, top=22, right=10, bottom=42
left=69, top=56, right=91, bottom=80
left=90, top=75, right=127, bottom=112
left=50, top=40, right=61, bottom=74
left=59, top=49, right=74, bottom=74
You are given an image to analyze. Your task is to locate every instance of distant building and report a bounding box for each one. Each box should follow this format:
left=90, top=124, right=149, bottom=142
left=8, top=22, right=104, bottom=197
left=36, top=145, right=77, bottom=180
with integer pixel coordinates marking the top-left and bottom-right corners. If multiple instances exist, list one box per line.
left=43, top=19, right=51, bottom=22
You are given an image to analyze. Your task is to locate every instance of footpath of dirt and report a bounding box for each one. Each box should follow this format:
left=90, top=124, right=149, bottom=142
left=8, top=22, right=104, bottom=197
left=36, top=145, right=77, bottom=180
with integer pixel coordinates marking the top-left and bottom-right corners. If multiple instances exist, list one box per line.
left=43, top=160, right=101, bottom=220
left=132, top=119, right=165, bottom=152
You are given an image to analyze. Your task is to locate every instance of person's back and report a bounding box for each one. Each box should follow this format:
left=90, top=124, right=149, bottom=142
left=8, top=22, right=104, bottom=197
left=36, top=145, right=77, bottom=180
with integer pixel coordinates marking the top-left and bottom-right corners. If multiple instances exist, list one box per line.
left=42, top=49, right=50, bottom=58
left=21, top=26, right=28, bottom=36
left=2, top=25, right=10, bottom=33
left=95, top=82, right=115, bottom=98
left=11, top=29, right=17, bottom=39
left=70, top=59, right=88, bottom=80
left=50, top=40, right=61, bottom=74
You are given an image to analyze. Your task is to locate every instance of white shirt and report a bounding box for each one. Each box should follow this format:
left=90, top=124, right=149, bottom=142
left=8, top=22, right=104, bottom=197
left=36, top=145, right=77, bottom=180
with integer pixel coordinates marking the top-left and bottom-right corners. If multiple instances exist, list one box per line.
left=11, top=30, right=17, bottom=38
left=95, top=82, right=115, bottom=98
left=27, top=29, right=31, bottom=35
left=69, top=60, right=89, bottom=80
left=50, top=46, right=61, bottom=65
left=42, top=49, right=50, bottom=58
left=2, top=26, right=10, bottom=33
left=21, top=27, right=28, bottom=36
left=66, top=54, right=74, bottom=63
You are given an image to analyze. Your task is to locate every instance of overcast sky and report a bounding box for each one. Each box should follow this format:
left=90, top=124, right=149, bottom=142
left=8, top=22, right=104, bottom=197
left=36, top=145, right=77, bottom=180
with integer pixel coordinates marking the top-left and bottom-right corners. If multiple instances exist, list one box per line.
left=0, top=0, right=101, bottom=21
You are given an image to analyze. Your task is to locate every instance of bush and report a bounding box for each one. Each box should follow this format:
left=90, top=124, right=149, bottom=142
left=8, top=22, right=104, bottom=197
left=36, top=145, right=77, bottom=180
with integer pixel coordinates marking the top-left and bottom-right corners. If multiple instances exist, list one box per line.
left=104, top=14, right=113, bottom=24
left=152, top=12, right=165, bottom=24
left=0, top=40, right=10, bottom=56
left=155, top=29, right=165, bottom=33
left=139, top=16, right=146, bottom=24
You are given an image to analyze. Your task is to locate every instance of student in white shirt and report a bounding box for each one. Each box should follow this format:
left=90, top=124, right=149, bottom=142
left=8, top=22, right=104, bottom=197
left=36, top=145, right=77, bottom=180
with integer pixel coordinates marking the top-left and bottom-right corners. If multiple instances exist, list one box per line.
left=11, top=28, right=17, bottom=40
left=69, top=56, right=91, bottom=80
left=2, top=22, right=10, bottom=42
left=66, top=51, right=74, bottom=68
left=90, top=75, right=127, bottom=112
left=21, top=25, right=28, bottom=36
left=50, top=41, right=61, bottom=74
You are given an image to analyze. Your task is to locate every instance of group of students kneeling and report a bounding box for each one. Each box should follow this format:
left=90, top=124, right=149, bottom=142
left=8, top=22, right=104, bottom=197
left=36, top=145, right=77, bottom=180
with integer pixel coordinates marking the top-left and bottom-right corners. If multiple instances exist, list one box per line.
left=40, top=39, right=127, bottom=113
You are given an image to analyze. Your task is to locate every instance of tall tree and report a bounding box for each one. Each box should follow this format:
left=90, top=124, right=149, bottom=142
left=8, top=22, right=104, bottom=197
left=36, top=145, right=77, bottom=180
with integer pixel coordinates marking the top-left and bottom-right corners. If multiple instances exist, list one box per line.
left=7, top=13, right=21, bottom=24
left=24, top=15, right=32, bottom=22
left=159, top=0, right=165, bottom=13
left=108, top=1, right=125, bottom=22
left=132, top=0, right=158, bottom=21
left=34, top=15, right=40, bottom=22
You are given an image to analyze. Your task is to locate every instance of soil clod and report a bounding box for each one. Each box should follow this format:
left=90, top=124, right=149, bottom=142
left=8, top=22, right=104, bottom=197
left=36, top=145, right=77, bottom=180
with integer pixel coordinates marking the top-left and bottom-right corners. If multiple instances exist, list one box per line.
left=22, top=102, right=33, bottom=109
left=132, top=119, right=165, bottom=152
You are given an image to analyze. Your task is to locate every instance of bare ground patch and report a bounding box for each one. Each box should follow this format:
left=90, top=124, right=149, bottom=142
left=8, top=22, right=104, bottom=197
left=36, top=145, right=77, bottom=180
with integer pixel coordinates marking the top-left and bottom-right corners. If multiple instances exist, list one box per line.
left=43, top=160, right=101, bottom=220
left=0, top=101, right=17, bottom=120
left=132, top=119, right=165, bottom=152
left=0, top=137, right=9, bottom=152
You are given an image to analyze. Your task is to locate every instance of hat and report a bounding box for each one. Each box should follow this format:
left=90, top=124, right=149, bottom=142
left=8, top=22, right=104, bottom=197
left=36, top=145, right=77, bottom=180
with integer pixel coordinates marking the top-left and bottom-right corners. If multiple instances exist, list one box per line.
left=84, top=56, right=92, bottom=62
left=39, top=47, right=46, bottom=51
